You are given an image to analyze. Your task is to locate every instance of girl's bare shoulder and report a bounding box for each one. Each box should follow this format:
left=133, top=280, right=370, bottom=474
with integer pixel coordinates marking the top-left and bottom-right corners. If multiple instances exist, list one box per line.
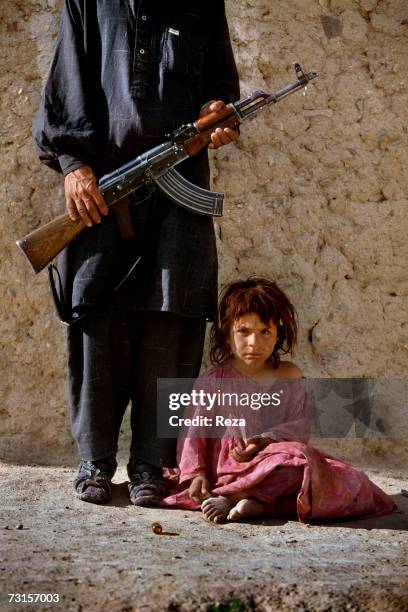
left=277, top=361, right=304, bottom=379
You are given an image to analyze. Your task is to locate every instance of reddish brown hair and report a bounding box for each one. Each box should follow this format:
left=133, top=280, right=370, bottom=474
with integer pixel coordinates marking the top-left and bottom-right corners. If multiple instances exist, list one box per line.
left=209, top=277, right=298, bottom=367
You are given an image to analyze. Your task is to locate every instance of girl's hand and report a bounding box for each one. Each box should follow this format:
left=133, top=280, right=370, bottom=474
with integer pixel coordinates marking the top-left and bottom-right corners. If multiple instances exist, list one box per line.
left=188, top=475, right=210, bottom=503
left=231, top=437, right=274, bottom=463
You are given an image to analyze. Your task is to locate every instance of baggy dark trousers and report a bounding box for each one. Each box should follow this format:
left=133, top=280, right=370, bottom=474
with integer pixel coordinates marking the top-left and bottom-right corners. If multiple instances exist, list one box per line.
left=67, top=309, right=206, bottom=468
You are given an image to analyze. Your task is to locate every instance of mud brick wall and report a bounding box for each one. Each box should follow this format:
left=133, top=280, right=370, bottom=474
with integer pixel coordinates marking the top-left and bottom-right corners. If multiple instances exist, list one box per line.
left=0, top=0, right=407, bottom=465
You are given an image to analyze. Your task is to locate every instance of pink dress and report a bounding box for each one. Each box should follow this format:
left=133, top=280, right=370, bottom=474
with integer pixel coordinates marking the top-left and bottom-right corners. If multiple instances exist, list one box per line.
left=161, top=362, right=396, bottom=522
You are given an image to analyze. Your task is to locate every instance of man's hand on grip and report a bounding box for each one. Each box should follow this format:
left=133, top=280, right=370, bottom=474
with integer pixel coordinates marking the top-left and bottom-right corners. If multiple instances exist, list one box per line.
left=64, top=165, right=108, bottom=227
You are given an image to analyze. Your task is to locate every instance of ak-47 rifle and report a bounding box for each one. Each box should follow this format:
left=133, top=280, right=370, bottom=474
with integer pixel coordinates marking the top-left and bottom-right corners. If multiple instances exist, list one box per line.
left=16, top=63, right=318, bottom=273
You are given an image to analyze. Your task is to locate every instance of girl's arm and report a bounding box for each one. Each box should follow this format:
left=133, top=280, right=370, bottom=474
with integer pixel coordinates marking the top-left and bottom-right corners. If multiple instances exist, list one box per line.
left=178, top=437, right=211, bottom=503
left=231, top=378, right=310, bottom=463
left=176, top=377, right=215, bottom=499
left=261, top=370, right=310, bottom=443
left=261, top=389, right=310, bottom=444
left=231, top=437, right=274, bottom=463
left=177, top=436, right=209, bottom=483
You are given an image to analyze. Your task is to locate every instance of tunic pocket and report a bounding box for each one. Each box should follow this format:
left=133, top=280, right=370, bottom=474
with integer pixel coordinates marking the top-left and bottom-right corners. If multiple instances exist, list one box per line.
left=163, top=27, right=207, bottom=79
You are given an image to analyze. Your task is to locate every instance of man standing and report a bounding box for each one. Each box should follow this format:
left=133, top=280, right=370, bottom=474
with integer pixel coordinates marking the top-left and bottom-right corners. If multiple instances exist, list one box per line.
left=33, top=1, right=240, bottom=505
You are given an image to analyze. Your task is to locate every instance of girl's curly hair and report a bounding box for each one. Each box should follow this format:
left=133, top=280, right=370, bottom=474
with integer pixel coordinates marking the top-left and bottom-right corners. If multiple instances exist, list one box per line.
left=209, top=277, right=298, bottom=368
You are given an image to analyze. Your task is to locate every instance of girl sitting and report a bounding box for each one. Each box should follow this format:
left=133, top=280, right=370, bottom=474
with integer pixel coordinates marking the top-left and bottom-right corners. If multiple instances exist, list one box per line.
left=162, top=278, right=396, bottom=523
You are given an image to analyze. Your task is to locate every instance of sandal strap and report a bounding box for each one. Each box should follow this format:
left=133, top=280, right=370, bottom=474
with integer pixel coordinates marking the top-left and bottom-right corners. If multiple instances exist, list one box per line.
left=129, top=477, right=168, bottom=502
left=129, top=483, right=167, bottom=497
left=76, top=475, right=112, bottom=495
left=74, top=461, right=114, bottom=495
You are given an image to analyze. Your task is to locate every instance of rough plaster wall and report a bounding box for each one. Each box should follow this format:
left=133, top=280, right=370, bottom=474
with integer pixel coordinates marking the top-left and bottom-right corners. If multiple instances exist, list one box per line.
left=0, top=0, right=407, bottom=465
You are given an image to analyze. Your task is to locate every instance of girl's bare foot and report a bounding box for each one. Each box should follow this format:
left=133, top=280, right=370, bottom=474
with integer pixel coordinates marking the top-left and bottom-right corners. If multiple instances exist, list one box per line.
left=227, top=498, right=269, bottom=521
left=201, top=496, right=233, bottom=523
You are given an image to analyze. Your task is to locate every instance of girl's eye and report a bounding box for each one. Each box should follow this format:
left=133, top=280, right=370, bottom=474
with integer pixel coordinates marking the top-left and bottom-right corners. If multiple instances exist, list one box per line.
left=262, top=330, right=271, bottom=335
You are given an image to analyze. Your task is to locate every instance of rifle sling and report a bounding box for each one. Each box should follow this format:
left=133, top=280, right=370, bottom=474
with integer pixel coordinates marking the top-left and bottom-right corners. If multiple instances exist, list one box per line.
left=48, top=254, right=142, bottom=326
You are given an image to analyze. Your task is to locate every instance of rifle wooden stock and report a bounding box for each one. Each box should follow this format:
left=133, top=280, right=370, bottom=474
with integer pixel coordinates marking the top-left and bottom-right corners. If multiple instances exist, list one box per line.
left=16, top=213, right=86, bottom=273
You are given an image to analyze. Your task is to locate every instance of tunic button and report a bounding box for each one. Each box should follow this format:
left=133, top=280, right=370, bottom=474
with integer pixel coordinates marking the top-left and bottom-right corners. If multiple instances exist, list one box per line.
left=139, top=48, right=145, bottom=54
left=141, top=15, right=147, bottom=21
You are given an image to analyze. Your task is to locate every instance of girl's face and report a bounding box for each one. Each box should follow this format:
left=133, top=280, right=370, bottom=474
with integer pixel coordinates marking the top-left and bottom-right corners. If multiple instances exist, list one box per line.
left=229, top=312, right=278, bottom=370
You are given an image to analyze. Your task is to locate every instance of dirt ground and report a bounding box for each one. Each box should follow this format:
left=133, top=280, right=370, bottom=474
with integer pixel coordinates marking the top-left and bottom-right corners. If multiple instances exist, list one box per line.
left=0, top=458, right=407, bottom=612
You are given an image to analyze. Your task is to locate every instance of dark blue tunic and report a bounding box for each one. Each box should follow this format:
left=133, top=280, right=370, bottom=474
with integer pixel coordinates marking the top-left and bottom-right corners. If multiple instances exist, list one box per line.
left=33, top=1, right=240, bottom=320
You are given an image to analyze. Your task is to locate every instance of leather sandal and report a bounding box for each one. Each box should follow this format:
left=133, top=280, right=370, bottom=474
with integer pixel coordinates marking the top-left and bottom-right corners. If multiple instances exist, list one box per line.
left=74, top=460, right=116, bottom=504
left=128, top=465, right=168, bottom=507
